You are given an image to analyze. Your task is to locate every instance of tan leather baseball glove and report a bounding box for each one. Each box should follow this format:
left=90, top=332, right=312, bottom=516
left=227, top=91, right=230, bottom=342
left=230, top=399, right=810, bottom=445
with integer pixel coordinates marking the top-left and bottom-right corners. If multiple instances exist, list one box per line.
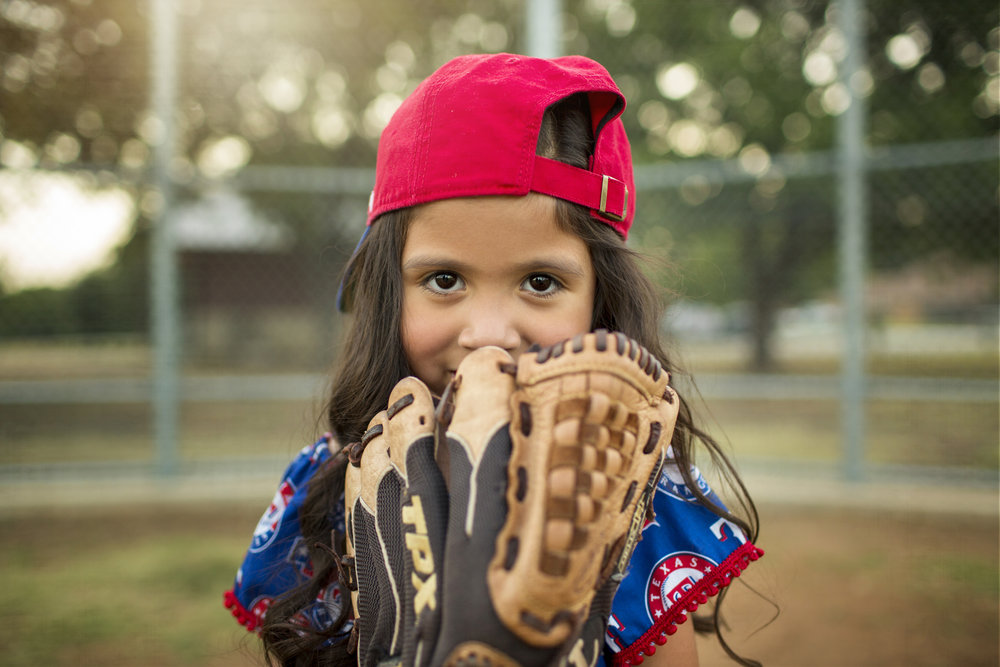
left=344, top=330, right=679, bottom=666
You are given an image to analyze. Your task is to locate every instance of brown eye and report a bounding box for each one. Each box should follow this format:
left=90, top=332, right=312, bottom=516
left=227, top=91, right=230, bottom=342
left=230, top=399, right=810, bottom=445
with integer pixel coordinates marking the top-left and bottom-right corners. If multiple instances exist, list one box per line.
left=427, top=272, right=463, bottom=293
left=528, top=275, right=551, bottom=291
left=434, top=273, right=457, bottom=289
left=524, top=274, right=559, bottom=295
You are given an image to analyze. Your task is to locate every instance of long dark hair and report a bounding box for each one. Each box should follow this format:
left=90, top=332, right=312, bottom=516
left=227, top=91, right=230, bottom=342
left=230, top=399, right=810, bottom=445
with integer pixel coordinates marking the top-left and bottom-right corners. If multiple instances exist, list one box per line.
left=260, top=94, right=760, bottom=667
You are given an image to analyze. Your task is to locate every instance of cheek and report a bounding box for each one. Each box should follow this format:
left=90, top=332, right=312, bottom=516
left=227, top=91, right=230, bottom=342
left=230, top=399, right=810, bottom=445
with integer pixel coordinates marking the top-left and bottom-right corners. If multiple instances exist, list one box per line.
left=563, top=278, right=596, bottom=336
left=401, top=306, right=425, bottom=363
left=401, top=301, right=450, bottom=369
left=530, top=297, right=595, bottom=346
left=402, top=320, right=430, bottom=362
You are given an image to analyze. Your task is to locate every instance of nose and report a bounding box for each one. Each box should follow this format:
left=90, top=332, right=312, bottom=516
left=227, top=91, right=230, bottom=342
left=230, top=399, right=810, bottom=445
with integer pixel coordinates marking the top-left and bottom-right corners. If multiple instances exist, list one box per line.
left=457, top=303, right=521, bottom=352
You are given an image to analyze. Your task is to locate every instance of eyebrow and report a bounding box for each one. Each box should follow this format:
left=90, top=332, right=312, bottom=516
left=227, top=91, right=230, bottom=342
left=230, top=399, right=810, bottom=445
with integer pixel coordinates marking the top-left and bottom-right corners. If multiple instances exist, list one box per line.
left=402, top=255, right=469, bottom=271
left=402, top=255, right=587, bottom=277
left=511, top=258, right=588, bottom=277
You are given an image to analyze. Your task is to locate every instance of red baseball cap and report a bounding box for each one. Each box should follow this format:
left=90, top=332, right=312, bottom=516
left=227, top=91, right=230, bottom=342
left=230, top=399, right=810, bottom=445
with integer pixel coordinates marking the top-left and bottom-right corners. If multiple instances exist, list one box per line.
left=338, top=54, right=635, bottom=311
left=368, top=53, right=634, bottom=237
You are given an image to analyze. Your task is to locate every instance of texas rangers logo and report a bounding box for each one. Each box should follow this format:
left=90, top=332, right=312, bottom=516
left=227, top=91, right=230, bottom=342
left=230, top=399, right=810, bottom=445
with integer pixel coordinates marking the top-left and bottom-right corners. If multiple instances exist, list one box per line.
left=251, top=479, right=297, bottom=553
left=657, top=464, right=711, bottom=502
left=646, top=552, right=717, bottom=622
left=292, top=581, right=344, bottom=632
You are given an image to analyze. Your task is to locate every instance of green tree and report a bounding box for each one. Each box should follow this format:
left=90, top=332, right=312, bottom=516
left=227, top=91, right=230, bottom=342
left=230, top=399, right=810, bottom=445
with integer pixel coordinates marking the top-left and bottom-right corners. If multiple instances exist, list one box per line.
left=1, top=0, right=996, bottom=365
left=567, top=0, right=998, bottom=368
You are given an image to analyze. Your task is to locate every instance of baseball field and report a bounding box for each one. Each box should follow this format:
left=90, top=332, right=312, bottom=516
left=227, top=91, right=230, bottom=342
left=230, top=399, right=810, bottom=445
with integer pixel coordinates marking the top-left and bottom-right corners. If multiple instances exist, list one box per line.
left=1, top=339, right=995, bottom=665
left=0, top=489, right=996, bottom=666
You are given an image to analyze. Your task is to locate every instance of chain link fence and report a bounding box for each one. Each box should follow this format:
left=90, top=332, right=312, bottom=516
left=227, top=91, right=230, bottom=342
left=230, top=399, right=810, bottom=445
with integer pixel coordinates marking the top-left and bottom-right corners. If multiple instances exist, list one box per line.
left=0, top=0, right=996, bottom=483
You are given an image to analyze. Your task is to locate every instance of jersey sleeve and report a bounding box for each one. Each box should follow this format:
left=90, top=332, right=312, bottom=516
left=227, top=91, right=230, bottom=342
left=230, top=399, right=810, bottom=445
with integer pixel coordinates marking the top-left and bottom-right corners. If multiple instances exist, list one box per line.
left=222, top=434, right=347, bottom=634
left=603, top=456, right=764, bottom=666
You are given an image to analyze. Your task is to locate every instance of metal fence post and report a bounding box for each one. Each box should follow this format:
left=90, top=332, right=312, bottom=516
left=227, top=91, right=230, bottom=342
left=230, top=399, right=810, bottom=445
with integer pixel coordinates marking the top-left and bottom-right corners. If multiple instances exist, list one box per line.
left=836, top=0, right=869, bottom=481
left=150, top=0, right=180, bottom=476
left=524, top=0, right=563, bottom=58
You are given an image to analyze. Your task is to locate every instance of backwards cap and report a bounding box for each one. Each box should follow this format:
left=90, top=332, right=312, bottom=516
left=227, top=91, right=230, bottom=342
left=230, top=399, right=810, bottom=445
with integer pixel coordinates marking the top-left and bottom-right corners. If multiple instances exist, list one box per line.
left=338, top=54, right=635, bottom=311
left=368, top=53, right=635, bottom=237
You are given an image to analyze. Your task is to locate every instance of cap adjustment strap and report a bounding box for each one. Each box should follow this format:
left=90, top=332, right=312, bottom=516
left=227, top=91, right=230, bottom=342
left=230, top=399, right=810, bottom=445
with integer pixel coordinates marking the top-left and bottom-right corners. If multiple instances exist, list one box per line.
left=531, top=156, right=629, bottom=223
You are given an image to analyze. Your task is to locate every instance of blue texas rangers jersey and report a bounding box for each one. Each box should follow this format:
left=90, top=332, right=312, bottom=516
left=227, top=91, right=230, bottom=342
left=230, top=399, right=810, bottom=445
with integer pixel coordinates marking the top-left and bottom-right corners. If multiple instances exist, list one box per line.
left=224, top=435, right=762, bottom=665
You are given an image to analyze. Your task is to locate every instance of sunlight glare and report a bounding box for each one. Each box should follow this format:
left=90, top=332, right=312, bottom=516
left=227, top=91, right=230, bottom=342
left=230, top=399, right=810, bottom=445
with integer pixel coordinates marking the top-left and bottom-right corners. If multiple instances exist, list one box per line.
left=0, top=172, right=134, bottom=290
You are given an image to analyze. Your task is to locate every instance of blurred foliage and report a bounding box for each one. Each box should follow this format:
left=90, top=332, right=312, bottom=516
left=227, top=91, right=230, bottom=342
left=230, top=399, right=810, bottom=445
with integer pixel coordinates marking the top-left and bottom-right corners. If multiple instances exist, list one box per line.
left=0, top=227, right=147, bottom=336
left=2, top=0, right=995, bottom=170
left=0, top=0, right=997, bottom=366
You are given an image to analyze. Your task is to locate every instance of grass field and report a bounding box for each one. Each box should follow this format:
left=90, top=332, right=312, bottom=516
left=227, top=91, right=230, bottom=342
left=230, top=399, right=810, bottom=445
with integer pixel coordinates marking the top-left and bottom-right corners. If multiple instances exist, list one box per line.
left=2, top=335, right=995, bottom=472
left=2, top=395, right=995, bottom=472
left=0, top=337, right=997, bottom=665
left=3, top=333, right=997, bottom=380
left=0, top=499, right=995, bottom=666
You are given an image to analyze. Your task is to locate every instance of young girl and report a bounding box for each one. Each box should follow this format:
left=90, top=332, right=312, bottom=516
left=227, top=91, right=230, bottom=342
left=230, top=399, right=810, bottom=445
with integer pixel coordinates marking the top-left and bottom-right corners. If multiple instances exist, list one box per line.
left=224, top=53, right=763, bottom=667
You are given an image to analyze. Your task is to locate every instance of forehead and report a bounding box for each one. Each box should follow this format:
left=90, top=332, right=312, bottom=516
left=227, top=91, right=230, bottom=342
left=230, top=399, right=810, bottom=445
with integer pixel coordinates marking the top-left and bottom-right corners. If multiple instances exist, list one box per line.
left=403, top=194, right=590, bottom=270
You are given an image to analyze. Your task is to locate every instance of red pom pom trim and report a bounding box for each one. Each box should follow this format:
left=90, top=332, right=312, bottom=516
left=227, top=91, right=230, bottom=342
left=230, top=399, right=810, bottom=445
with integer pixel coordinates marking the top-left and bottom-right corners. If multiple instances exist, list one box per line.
left=612, top=541, right=764, bottom=666
left=224, top=589, right=262, bottom=633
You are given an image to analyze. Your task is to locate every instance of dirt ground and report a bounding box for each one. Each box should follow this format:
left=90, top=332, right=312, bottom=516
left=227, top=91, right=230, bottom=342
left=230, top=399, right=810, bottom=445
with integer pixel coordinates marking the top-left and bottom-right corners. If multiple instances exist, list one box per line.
left=695, top=503, right=998, bottom=666
left=1, top=493, right=997, bottom=667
